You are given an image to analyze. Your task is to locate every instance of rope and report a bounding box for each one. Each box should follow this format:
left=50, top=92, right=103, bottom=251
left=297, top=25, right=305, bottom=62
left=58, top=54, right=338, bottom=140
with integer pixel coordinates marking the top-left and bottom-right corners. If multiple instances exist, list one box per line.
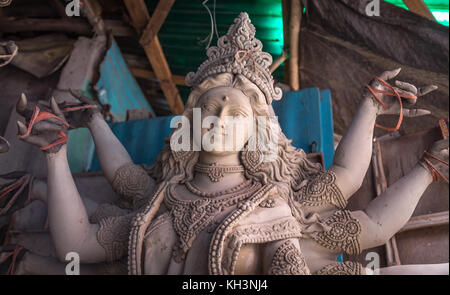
left=18, top=104, right=95, bottom=151
left=423, top=151, right=449, bottom=183
left=366, top=77, right=417, bottom=132
left=0, top=42, right=18, bottom=68
left=7, top=245, right=24, bottom=275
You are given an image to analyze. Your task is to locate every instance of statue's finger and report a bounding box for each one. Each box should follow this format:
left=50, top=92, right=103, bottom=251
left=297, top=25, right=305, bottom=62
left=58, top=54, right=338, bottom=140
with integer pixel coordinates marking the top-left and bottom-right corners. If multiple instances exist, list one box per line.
left=395, top=81, right=417, bottom=95
left=392, top=87, right=415, bottom=97
left=17, top=93, right=27, bottom=114
left=50, top=97, right=65, bottom=120
left=24, top=135, right=49, bottom=147
left=379, top=68, right=401, bottom=81
left=16, top=93, right=34, bottom=119
left=33, top=121, right=64, bottom=133
left=17, top=121, right=28, bottom=136
left=392, top=87, right=417, bottom=103
left=403, top=109, right=431, bottom=117
left=417, top=85, right=438, bottom=97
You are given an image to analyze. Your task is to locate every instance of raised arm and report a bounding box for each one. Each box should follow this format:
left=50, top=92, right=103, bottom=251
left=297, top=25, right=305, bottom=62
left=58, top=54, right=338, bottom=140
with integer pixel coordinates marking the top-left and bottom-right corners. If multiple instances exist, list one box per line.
left=16, top=98, right=108, bottom=263
left=62, top=92, right=156, bottom=201
left=329, top=69, right=437, bottom=199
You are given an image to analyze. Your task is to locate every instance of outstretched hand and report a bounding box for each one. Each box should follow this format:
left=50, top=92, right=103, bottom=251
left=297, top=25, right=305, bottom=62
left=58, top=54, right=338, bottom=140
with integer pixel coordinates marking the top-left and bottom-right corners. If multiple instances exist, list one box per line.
left=365, top=68, right=437, bottom=117
left=422, top=138, right=449, bottom=183
left=63, top=90, right=100, bottom=129
left=16, top=94, right=68, bottom=154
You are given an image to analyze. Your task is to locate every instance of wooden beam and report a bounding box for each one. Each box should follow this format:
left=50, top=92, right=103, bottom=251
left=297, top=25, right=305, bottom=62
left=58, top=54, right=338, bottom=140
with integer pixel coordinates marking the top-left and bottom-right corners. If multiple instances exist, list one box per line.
left=124, top=0, right=184, bottom=114
left=104, top=19, right=136, bottom=37
left=0, top=17, right=91, bottom=35
left=123, top=0, right=150, bottom=33
left=289, top=0, right=301, bottom=91
left=140, top=0, right=175, bottom=47
left=48, top=0, right=69, bottom=18
left=398, top=211, right=449, bottom=233
left=402, top=0, right=437, bottom=22
left=129, top=66, right=186, bottom=86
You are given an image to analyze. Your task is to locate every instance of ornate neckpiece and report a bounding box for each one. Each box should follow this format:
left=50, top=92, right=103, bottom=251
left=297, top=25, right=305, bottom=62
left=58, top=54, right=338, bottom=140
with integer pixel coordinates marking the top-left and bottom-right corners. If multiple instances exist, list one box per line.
left=194, top=162, right=245, bottom=182
left=185, top=179, right=252, bottom=198
left=164, top=181, right=262, bottom=262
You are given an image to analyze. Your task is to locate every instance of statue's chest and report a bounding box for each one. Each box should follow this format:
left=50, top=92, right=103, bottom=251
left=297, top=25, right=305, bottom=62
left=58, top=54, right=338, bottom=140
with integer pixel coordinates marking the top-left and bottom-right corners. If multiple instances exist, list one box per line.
left=164, top=184, right=256, bottom=263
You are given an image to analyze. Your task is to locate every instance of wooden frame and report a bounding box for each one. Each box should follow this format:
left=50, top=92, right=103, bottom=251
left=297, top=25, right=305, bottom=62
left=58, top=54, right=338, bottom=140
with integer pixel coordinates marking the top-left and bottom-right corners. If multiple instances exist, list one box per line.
left=402, top=0, right=437, bottom=22
left=124, top=0, right=184, bottom=114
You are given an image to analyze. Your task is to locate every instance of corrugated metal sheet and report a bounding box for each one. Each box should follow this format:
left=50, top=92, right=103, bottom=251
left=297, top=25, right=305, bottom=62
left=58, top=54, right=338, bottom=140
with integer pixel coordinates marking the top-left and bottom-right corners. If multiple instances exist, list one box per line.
left=145, top=0, right=285, bottom=80
left=383, top=0, right=448, bottom=25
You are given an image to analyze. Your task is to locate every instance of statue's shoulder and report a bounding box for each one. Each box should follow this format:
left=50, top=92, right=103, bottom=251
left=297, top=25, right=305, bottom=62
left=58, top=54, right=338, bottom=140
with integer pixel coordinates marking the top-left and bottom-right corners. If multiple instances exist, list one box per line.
left=293, top=169, right=347, bottom=210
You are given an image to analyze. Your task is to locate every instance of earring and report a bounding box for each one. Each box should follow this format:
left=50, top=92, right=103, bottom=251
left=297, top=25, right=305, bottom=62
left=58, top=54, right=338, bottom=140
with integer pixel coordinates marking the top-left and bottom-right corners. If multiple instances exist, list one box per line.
left=240, top=140, right=265, bottom=173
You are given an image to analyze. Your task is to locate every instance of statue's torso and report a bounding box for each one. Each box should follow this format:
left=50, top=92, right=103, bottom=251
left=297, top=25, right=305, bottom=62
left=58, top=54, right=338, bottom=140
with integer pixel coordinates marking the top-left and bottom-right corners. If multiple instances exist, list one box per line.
left=142, top=182, right=296, bottom=275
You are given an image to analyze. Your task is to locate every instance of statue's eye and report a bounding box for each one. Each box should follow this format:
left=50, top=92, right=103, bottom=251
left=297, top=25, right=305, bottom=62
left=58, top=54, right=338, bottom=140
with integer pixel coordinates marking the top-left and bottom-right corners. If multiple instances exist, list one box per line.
left=233, top=111, right=247, bottom=119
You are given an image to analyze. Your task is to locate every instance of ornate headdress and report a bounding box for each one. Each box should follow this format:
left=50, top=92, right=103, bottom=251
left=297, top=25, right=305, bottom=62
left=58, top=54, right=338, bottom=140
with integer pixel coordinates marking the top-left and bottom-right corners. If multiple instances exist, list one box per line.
left=185, top=12, right=282, bottom=105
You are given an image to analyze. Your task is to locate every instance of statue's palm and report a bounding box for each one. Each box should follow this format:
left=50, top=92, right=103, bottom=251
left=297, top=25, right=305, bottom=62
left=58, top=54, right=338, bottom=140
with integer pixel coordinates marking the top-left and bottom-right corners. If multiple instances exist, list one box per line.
left=367, top=68, right=437, bottom=118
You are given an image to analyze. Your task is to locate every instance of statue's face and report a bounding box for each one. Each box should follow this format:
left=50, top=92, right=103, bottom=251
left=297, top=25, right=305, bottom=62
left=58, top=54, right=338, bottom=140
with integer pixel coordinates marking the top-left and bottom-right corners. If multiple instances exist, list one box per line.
left=195, top=86, right=254, bottom=155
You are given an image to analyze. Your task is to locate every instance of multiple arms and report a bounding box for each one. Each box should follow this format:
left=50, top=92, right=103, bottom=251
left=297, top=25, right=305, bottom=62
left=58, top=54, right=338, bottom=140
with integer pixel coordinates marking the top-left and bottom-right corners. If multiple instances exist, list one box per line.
left=15, top=95, right=152, bottom=263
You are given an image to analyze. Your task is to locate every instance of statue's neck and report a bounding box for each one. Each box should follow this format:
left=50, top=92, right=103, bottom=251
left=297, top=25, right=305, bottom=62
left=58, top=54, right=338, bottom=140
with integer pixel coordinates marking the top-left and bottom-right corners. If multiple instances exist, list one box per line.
left=191, top=152, right=247, bottom=193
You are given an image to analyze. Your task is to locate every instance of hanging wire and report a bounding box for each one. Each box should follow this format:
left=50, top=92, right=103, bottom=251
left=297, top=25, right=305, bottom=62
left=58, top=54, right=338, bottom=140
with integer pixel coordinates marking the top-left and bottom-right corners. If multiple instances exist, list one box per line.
left=0, top=0, right=12, bottom=8
left=199, top=0, right=219, bottom=49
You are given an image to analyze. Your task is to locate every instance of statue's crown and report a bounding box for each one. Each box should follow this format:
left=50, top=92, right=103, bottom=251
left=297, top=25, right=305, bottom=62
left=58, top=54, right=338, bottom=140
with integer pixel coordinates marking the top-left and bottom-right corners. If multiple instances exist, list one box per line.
left=185, top=12, right=282, bottom=105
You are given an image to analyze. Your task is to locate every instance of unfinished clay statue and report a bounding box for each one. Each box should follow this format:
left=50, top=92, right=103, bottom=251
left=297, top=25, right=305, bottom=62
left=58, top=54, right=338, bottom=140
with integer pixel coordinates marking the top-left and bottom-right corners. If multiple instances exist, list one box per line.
left=3, top=12, right=449, bottom=275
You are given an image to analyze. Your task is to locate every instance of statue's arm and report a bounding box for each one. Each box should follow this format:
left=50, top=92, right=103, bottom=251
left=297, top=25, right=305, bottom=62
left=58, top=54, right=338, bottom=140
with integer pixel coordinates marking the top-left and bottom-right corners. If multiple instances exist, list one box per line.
left=16, top=97, right=132, bottom=263
left=62, top=91, right=156, bottom=198
left=328, top=69, right=436, bottom=200
left=87, top=113, right=156, bottom=195
left=262, top=238, right=310, bottom=275
left=46, top=146, right=108, bottom=263
left=356, top=140, right=447, bottom=251
left=305, top=140, right=447, bottom=262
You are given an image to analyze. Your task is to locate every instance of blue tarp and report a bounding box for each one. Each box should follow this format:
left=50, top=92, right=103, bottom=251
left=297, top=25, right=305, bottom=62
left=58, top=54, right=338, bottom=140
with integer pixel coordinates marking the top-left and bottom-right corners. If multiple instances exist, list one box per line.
left=96, top=40, right=155, bottom=121
left=67, top=39, right=155, bottom=172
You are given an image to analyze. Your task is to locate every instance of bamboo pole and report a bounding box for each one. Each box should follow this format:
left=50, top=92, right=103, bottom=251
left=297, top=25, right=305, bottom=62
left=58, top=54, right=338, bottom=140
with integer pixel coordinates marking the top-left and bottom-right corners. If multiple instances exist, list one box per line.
left=269, top=50, right=288, bottom=74
left=289, top=0, right=301, bottom=91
